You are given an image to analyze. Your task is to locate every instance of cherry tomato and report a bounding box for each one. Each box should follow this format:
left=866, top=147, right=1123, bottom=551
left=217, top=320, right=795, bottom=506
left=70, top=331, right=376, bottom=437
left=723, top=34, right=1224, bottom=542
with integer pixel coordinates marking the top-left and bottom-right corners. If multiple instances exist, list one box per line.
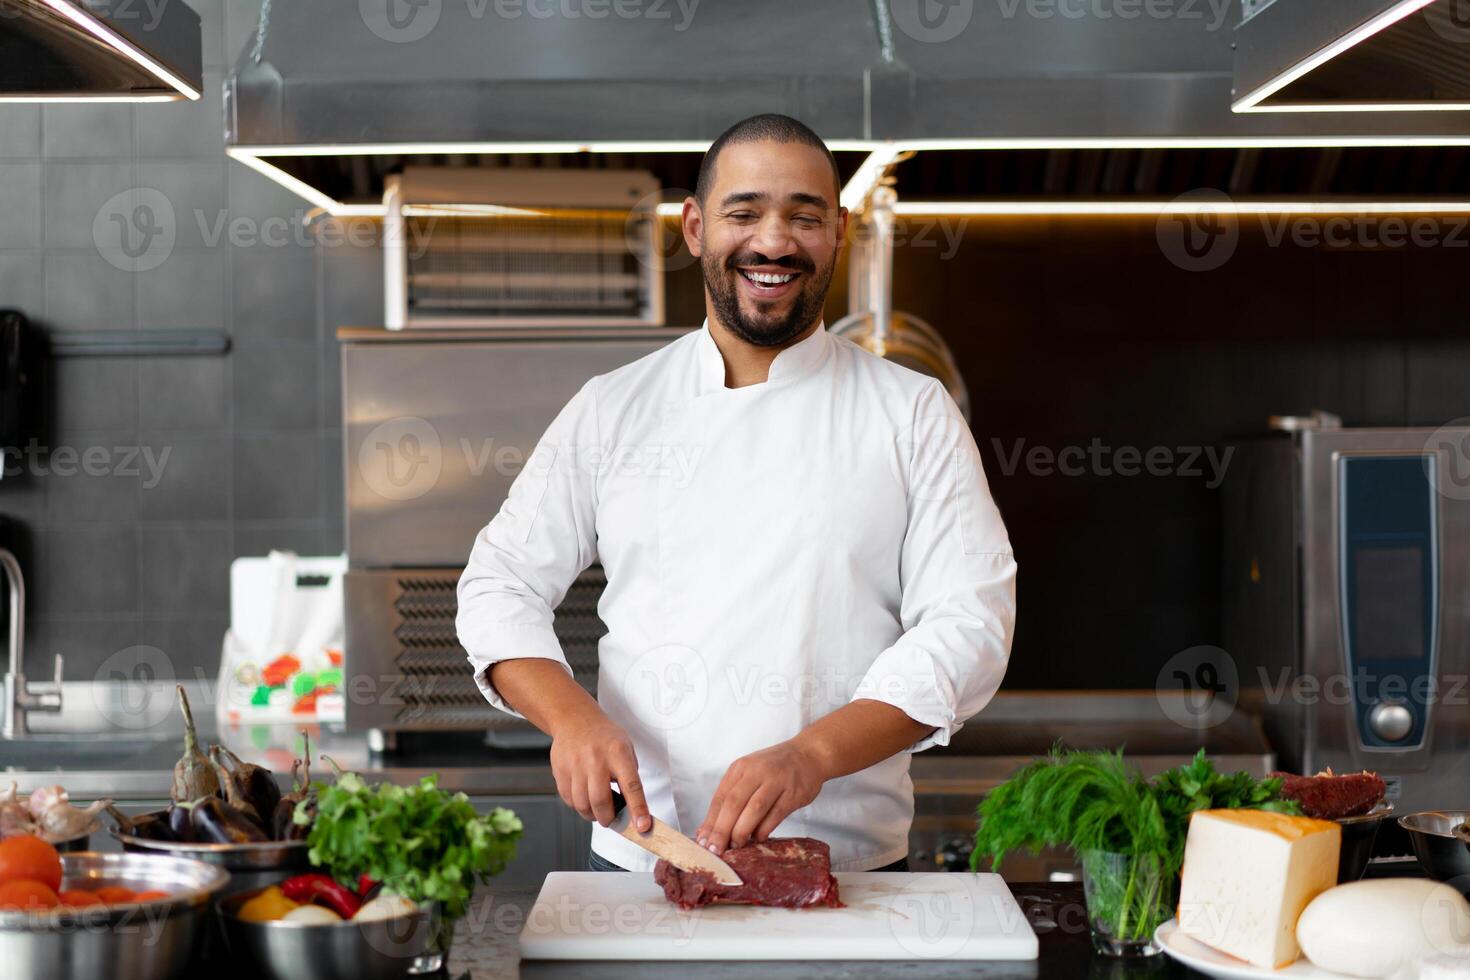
left=57, top=889, right=104, bottom=907
left=0, top=836, right=62, bottom=892
left=93, top=886, right=137, bottom=905
left=0, top=880, right=60, bottom=910
left=132, top=890, right=170, bottom=903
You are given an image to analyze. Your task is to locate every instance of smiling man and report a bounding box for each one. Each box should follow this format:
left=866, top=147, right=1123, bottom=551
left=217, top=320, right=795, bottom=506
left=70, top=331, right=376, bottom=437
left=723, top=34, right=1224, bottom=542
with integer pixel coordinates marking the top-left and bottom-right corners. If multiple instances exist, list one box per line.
left=457, top=114, right=1016, bottom=873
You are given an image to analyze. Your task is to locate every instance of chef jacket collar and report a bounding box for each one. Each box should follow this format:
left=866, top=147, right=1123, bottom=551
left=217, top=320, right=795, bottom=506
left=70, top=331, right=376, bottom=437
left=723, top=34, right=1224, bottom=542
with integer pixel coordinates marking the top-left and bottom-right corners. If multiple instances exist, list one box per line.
left=695, top=318, right=831, bottom=395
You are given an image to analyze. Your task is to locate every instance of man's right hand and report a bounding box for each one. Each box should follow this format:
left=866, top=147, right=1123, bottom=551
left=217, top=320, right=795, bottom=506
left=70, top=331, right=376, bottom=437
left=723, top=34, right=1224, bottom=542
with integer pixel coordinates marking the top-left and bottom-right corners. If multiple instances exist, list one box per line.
left=488, top=658, right=652, bottom=833
left=549, top=712, right=652, bottom=832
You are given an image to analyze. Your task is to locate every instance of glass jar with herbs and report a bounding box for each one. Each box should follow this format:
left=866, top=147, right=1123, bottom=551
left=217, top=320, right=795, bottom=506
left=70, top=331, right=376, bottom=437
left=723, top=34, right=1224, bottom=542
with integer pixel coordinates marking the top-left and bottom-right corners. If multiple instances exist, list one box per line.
left=971, top=748, right=1300, bottom=957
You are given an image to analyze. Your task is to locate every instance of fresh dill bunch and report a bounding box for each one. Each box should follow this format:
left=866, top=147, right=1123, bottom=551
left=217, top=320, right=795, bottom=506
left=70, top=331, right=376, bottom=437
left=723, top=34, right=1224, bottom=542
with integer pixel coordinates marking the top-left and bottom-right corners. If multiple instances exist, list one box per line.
left=970, top=746, right=1168, bottom=872
left=969, top=746, right=1300, bottom=876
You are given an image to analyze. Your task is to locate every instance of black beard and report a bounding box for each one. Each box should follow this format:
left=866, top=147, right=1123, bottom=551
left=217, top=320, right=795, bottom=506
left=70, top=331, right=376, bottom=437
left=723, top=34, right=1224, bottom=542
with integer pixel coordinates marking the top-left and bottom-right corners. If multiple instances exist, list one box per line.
left=702, top=250, right=834, bottom=349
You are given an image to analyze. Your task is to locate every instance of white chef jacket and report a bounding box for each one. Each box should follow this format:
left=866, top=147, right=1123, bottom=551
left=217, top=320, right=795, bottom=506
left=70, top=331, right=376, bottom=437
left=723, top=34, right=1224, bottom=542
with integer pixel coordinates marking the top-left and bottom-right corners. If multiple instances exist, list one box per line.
left=457, top=320, right=1016, bottom=872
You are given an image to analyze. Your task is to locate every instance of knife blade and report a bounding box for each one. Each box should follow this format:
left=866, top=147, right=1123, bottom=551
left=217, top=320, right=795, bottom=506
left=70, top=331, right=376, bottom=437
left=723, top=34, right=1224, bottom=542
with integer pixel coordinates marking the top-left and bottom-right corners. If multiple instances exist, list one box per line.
left=607, top=789, right=743, bottom=886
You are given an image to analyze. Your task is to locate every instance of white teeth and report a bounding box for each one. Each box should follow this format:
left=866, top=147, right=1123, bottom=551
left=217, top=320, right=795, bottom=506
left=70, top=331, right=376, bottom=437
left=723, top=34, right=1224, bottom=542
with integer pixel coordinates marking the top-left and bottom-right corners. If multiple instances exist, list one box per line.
left=741, top=270, right=796, bottom=286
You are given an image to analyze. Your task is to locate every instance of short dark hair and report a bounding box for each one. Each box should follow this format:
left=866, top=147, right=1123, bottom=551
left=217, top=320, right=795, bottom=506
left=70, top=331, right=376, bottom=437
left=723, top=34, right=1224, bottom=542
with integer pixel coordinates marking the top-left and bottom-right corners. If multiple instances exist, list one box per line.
left=695, top=114, right=841, bottom=207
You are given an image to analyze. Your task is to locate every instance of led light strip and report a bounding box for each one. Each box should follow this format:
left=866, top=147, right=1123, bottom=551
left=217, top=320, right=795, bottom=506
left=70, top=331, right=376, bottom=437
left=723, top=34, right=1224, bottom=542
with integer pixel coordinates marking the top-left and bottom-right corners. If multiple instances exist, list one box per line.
left=1232, top=0, right=1441, bottom=113
left=26, top=0, right=202, bottom=102
left=890, top=200, right=1470, bottom=216
left=229, top=134, right=1470, bottom=218
left=0, top=94, right=180, bottom=104
left=228, top=139, right=878, bottom=158
left=1245, top=102, right=1470, bottom=113
left=300, top=197, right=1470, bottom=221
left=840, top=146, right=908, bottom=212
left=894, top=135, right=1470, bottom=150
left=226, top=148, right=344, bottom=214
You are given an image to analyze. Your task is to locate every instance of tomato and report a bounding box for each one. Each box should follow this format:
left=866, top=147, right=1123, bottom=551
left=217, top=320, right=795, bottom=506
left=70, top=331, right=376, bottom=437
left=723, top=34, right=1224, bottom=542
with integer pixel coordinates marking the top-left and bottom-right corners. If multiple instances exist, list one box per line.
left=132, top=890, right=170, bottom=903
left=93, top=886, right=137, bottom=905
left=0, top=880, right=59, bottom=910
left=0, top=836, right=62, bottom=892
left=57, top=889, right=104, bottom=907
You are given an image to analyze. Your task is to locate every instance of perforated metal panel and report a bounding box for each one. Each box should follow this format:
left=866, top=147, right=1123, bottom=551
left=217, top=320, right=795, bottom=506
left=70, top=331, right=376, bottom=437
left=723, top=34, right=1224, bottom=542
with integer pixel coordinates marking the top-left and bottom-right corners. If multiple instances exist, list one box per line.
left=407, top=214, right=650, bottom=321
left=344, top=566, right=607, bottom=732
left=382, top=168, right=663, bottom=329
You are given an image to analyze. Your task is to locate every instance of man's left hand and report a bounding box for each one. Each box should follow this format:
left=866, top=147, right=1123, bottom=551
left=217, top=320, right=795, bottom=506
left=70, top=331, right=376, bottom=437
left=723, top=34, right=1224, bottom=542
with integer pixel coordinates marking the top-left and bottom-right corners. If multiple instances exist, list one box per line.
left=695, top=739, right=827, bottom=853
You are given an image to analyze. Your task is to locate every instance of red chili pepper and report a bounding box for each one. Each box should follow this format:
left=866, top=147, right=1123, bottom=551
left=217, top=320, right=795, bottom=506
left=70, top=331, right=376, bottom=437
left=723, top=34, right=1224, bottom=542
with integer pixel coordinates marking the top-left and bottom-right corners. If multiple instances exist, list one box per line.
left=356, top=874, right=377, bottom=898
left=280, top=873, right=362, bottom=919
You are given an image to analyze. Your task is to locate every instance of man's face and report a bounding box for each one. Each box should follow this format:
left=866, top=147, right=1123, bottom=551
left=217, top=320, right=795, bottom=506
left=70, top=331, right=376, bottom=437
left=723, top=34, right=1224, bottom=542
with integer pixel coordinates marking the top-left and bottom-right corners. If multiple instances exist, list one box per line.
left=684, top=140, right=847, bottom=348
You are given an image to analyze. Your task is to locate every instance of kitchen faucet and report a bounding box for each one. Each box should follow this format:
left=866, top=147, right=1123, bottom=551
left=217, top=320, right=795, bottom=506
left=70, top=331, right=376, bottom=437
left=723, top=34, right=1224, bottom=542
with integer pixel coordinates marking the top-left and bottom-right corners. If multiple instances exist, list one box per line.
left=0, top=548, right=62, bottom=738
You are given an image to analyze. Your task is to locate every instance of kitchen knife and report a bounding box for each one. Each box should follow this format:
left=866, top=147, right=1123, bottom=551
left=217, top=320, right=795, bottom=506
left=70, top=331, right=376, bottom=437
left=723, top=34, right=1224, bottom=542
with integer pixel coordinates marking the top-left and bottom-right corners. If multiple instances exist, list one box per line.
left=608, top=789, right=743, bottom=886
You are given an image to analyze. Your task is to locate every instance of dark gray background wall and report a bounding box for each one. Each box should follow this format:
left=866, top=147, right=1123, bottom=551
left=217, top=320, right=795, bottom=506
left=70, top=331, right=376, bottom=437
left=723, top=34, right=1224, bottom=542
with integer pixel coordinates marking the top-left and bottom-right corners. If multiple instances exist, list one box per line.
left=0, top=0, right=365, bottom=681
left=1, top=1, right=1466, bottom=694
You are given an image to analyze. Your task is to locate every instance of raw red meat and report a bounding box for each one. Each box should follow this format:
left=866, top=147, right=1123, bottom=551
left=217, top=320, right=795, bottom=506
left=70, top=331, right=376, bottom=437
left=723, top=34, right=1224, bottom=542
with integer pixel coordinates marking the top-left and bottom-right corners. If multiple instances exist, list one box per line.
left=654, top=837, right=844, bottom=910
left=1271, top=769, right=1387, bottom=819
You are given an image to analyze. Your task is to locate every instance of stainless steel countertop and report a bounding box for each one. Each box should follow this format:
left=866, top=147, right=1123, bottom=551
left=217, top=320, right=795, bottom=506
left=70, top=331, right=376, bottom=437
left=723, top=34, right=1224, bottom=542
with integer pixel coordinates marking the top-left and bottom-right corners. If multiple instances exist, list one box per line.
left=0, top=685, right=1272, bottom=803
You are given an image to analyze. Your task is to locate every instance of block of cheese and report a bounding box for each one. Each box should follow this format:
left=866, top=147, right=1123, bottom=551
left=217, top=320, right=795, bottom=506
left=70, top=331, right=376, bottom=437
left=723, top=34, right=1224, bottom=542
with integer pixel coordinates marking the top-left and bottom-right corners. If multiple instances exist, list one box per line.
left=1176, top=808, right=1341, bottom=969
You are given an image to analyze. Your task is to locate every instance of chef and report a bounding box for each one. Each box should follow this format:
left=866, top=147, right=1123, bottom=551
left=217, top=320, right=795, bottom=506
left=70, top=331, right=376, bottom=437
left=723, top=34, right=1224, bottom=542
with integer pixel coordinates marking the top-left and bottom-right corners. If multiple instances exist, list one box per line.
left=457, top=114, right=1016, bottom=873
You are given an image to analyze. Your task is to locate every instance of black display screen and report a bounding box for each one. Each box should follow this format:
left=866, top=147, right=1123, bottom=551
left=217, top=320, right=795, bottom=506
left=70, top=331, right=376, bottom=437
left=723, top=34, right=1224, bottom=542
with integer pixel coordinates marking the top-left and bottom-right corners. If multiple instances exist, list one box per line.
left=1353, top=546, right=1425, bottom=661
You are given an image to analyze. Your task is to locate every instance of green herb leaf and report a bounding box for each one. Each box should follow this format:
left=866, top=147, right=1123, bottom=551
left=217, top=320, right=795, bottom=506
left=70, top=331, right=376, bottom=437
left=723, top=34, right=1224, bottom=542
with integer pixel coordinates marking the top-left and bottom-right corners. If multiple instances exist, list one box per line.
left=970, top=745, right=1301, bottom=878
left=304, top=770, right=523, bottom=922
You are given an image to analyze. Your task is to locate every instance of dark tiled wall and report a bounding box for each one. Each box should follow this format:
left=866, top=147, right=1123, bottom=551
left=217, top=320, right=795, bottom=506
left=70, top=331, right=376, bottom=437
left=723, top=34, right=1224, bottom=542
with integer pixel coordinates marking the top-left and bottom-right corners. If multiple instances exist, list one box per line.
left=0, top=0, right=356, bottom=682
left=3, top=2, right=1468, bottom=696
left=870, top=216, right=1470, bottom=690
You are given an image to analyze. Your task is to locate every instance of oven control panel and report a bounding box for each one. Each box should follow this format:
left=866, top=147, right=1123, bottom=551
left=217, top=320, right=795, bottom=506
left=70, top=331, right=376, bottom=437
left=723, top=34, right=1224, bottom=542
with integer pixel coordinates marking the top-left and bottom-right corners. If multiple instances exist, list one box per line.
left=1337, top=454, right=1437, bottom=751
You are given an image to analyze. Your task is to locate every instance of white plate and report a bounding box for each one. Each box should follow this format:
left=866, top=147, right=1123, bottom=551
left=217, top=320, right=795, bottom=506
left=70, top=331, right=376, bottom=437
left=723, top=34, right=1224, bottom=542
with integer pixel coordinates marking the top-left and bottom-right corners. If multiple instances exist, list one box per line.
left=1154, top=919, right=1355, bottom=979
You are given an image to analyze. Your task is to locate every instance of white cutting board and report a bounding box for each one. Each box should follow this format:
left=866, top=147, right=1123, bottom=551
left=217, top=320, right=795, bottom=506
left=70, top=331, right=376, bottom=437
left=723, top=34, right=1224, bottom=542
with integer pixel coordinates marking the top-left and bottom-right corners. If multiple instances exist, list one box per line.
left=518, top=872, right=1039, bottom=961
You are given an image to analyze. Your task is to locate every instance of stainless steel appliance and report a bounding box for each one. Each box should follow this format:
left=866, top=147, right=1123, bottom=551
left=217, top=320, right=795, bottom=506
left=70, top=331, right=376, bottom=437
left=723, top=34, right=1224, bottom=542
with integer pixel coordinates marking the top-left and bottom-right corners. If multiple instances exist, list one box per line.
left=1223, top=416, right=1470, bottom=814
left=340, top=328, right=688, bottom=738
left=382, top=168, right=664, bottom=330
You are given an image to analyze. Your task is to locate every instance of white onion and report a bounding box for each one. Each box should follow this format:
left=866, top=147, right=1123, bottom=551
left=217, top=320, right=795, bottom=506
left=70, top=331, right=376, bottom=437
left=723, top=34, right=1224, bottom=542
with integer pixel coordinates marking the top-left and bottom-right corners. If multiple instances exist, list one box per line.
left=353, top=893, right=418, bottom=922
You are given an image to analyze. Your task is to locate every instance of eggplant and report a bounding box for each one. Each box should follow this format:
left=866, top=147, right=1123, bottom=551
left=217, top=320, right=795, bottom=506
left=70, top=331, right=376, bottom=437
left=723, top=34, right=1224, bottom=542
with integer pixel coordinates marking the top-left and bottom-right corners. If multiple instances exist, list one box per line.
left=209, top=744, right=282, bottom=829
left=203, top=757, right=266, bottom=833
left=188, top=797, right=268, bottom=845
left=271, top=731, right=314, bottom=841
left=167, top=802, right=195, bottom=843
left=107, top=805, right=175, bottom=842
left=171, top=685, right=219, bottom=804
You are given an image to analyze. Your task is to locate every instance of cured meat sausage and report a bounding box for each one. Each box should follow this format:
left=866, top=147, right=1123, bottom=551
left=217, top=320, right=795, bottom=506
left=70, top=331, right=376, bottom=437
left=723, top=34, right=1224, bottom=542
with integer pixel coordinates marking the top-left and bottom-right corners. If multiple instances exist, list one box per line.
left=655, top=837, right=844, bottom=910
left=1271, top=769, right=1386, bottom=819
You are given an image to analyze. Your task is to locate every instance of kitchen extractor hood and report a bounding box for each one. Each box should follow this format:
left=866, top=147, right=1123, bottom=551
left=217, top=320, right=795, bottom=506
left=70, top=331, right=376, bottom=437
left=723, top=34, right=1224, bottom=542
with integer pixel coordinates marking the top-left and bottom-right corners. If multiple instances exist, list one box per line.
left=0, top=0, right=202, bottom=102
left=226, top=0, right=1470, bottom=214
left=1234, top=0, right=1470, bottom=112
left=226, top=0, right=884, bottom=149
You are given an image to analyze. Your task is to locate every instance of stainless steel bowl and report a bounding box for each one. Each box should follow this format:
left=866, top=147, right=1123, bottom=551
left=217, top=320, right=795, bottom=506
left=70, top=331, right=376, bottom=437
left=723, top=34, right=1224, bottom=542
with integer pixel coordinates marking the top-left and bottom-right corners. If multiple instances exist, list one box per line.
left=1337, top=801, right=1394, bottom=882
left=0, top=851, right=229, bottom=980
left=112, top=814, right=311, bottom=899
left=52, top=828, right=95, bottom=853
left=218, top=888, right=444, bottom=980
left=1399, top=811, right=1470, bottom=881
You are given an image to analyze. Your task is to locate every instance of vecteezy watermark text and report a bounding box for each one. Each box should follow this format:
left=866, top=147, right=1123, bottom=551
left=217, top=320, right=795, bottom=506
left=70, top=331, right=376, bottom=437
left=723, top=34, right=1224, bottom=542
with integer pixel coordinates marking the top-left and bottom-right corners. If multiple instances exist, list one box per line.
left=0, top=0, right=172, bottom=31
left=1156, top=190, right=1470, bottom=272
left=359, top=0, right=701, bottom=44
left=2, top=440, right=170, bottom=489
left=995, top=0, right=1232, bottom=30
left=990, top=438, right=1234, bottom=488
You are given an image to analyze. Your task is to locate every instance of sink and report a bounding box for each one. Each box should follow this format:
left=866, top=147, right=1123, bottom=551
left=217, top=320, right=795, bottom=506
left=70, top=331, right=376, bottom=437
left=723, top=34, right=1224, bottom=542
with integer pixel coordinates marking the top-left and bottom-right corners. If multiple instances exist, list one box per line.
left=0, top=735, right=182, bottom=774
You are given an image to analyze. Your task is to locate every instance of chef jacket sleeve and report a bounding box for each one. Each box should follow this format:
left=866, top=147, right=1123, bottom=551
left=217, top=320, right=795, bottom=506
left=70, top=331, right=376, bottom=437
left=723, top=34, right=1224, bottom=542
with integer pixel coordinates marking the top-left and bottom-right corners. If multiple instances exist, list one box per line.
left=456, top=378, right=601, bottom=716
left=852, top=380, right=1017, bottom=752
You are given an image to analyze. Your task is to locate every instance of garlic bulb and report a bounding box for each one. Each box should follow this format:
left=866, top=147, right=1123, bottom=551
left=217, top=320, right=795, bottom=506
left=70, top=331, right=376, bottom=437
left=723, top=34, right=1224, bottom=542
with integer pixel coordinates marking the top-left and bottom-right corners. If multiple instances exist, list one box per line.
left=0, top=782, right=33, bottom=837
left=36, top=798, right=111, bottom=842
left=26, top=785, right=67, bottom=820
